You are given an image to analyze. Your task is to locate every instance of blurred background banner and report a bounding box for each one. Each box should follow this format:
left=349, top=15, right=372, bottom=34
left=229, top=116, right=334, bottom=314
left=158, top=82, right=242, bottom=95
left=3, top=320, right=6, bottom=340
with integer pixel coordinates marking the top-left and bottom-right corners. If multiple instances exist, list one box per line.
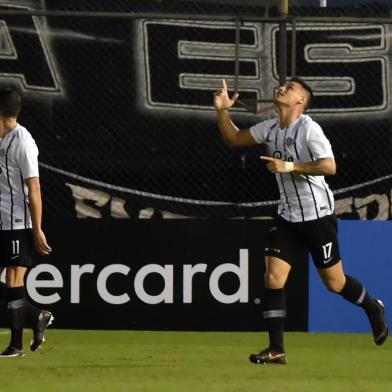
left=0, top=0, right=391, bottom=220
left=21, top=220, right=308, bottom=331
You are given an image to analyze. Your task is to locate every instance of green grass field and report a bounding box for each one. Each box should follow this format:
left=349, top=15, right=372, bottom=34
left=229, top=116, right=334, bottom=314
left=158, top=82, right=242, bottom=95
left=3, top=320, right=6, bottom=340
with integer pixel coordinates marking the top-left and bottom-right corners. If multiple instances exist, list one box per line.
left=0, top=329, right=391, bottom=392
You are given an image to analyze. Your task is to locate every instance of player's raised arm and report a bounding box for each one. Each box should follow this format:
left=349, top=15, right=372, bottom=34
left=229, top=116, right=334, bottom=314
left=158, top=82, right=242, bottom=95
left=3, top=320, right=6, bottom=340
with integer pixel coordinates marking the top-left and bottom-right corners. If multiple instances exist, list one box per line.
left=214, top=79, right=256, bottom=147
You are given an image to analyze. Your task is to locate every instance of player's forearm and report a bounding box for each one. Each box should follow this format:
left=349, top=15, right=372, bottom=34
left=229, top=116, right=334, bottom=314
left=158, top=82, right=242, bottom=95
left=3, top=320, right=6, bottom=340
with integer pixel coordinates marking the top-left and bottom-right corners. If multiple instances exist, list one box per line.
left=28, top=184, right=43, bottom=232
left=216, top=109, right=240, bottom=146
left=293, top=158, right=336, bottom=176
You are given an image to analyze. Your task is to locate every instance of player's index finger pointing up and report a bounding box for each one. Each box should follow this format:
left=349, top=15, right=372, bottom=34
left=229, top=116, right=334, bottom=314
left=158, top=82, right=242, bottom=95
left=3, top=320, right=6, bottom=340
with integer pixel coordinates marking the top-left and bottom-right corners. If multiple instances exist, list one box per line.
left=260, top=156, right=275, bottom=161
left=222, top=79, right=227, bottom=91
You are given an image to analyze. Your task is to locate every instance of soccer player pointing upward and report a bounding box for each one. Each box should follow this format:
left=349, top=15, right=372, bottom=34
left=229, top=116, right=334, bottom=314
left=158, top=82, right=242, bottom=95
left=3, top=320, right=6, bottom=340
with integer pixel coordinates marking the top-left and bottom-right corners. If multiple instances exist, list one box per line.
left=214, top=78, right=388, bottom=364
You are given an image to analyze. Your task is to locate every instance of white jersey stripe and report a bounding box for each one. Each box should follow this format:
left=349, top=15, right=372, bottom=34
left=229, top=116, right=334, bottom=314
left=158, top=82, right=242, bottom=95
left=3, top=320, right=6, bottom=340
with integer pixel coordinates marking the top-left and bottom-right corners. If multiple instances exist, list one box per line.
left=5, top=135, right=16, bottom=230
left=290, top=172, right=305, bottom=221
left=285, top=124, right=306, bottom=221
left=0, top=134, right=7, bottom=230
left=274, top=128, right=278, bottom=149
left=283, top=127, right=289, bottom=153
left=19, top=171, right=27, bottom=229
left=322, top=178, right=333, bottom=211
left=0, top=183, right=2, bottom=230
left=299, top=145, right=320, bottom=219
left=278, top=173, right=292, bottom=218
left=306, top=145, right=329, bottom=217
left=306, top=175, right=320, bottom=219
left=266, top=124, right=275, bottom=143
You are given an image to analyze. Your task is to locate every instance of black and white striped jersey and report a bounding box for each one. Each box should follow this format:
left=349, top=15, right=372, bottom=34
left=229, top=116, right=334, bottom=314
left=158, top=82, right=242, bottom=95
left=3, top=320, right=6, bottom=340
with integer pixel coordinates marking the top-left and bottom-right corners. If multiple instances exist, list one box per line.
left=250, top=114, right=334, bottom=222
left=0, top=123, right=39, bottom=230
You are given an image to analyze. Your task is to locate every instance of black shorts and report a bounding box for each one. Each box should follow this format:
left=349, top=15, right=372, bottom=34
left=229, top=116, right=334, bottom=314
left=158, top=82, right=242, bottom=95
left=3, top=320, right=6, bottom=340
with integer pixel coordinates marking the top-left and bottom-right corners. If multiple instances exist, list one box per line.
left=265, top=214, right=341, bottom=269
left=0, top=229, right=36, bottom=268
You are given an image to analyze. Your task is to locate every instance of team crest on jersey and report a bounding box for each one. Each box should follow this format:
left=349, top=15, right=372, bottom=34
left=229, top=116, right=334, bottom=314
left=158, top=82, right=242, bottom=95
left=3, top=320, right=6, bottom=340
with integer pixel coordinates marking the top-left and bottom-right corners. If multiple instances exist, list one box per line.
left=285, top=137, right=294, bottom=147
left=0, top=149, right=5, bottom=157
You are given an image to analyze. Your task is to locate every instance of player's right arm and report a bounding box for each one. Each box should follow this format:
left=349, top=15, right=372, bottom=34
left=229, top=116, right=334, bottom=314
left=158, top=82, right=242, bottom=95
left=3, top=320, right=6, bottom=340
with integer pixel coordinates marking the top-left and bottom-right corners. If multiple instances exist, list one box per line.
left=214, top=79, right=257, bottom=147
left=16, top=134, right=52, bottom=256
left=25, top=177, right=52, bottom=255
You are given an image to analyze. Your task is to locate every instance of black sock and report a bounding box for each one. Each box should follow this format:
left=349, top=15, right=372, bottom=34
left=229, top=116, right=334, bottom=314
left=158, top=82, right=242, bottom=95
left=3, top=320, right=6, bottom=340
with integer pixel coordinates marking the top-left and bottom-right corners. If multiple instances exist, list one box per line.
left=0, top=281, right=6, bottom=305
left=6, top=286, right=26, bottom=350
left=262, top=288, right=286, bottom=353
left=0, top=282, right=6, bottom=317
left=24, top=287, right=41, bottom=328
left=339, top=275, right=378, bottom=315
left=24, top=302, right=41, bottom=327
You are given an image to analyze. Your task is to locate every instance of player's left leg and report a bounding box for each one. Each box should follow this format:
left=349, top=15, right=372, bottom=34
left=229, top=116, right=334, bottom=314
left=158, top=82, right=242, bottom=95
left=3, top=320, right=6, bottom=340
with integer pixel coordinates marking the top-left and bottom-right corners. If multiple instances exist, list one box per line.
left=308, top=215, right=388, bottom=345
left=249, top=256, right=291, bottom=365
left=0, top=267, right=54, bottom=356
left=318, top=262, right=388, bottom=345
left=23, top=268, right=54, bottom=352
left=0, top=268, right=6, bottom=305
left=29, top=308, right=54, bottom=352
left=0, top=270, right=6, bottom=322
left=0, top=230, right=54, bottom=357
left=249, top=217, right=300, bottom=365
left=263, top=256, right=291, bottom=352
left=1, top=265, right=27, bottom=357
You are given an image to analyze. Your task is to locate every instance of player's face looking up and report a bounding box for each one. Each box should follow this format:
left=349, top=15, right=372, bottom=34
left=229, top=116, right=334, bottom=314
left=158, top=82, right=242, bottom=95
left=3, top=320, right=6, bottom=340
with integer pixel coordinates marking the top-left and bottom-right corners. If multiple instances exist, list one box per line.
left=274, top=81, right=310, bottom=111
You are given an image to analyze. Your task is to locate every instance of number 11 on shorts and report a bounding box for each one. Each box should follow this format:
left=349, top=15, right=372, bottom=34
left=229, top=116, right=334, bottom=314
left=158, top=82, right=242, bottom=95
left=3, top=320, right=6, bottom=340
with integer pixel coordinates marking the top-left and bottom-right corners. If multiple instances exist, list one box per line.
left=12, top=240, right=20, bottom=256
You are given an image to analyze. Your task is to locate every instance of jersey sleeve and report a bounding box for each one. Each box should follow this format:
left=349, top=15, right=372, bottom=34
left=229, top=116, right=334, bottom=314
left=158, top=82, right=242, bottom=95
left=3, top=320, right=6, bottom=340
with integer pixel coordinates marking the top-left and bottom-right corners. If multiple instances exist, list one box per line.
left=15, top=135, right=39, bottom=179
left=306, top=121, right=334, bottom=160
left=249, top=120, right=273, bottom=144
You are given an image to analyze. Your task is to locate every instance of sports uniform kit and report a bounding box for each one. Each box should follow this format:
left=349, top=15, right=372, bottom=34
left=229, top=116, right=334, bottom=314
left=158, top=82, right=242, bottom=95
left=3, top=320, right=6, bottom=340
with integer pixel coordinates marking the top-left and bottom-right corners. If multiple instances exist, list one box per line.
left=250, top=114, right=340, bottom=268
left=0, top=123, right=39, bottom=267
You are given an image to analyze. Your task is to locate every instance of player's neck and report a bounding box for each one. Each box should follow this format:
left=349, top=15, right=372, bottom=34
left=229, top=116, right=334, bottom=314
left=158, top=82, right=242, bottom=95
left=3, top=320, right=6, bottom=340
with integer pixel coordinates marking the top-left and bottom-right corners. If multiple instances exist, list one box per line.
left=0, top=118, right=17, bottom=138
left=277, top=107, right=303, bottom=129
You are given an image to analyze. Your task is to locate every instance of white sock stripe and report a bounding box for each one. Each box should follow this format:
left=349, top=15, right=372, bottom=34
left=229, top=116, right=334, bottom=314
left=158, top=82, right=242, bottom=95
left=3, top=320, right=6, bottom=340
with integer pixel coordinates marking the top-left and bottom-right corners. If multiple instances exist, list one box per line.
left=263, top=310, right=286, bottom=318
left=355, top=287, right=366, bottom=305
left=7, top=299, right=25, bottom=309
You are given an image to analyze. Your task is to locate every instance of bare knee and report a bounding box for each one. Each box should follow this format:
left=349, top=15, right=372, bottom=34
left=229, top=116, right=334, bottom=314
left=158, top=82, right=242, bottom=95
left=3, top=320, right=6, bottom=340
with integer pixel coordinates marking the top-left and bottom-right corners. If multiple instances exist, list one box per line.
left=318, top=261, right=345, bottom=293
left=323, top=278, right=345, bottom=293
left=264, top=272, right=286, bottom=289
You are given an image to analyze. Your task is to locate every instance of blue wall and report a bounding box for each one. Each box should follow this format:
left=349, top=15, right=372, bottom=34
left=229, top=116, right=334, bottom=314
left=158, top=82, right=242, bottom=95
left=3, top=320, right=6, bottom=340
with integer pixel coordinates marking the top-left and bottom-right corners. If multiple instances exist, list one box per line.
left=309, top=221, right=392, bottom=332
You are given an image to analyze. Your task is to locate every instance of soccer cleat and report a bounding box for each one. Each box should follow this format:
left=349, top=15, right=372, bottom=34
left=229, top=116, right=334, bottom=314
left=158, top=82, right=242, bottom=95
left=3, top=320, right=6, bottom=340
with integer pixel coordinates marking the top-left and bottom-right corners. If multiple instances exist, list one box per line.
left=368, top=299, right=388, bottom=346
left=249, top=348, right=287, bottom=364
left=30, top=310, right=54, bottom=352
left=0, top=346, right=25, bottom=357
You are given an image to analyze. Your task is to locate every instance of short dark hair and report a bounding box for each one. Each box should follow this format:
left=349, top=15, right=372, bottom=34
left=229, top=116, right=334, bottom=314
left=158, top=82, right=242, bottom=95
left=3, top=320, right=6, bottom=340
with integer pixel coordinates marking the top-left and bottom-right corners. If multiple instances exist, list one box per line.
left=0, top=89, right=22, bottom=117
left=290, top=77, right=313, bottom=109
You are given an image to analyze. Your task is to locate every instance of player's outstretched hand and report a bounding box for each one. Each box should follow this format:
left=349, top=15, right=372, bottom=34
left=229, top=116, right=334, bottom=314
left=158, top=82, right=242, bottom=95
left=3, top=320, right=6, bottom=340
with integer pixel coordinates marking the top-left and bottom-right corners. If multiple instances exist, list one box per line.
left=214, top=79, right=239, bottom=111
left=261, top=156, right=289, bottom=173
left=33, top=228, right=52, bottom=255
